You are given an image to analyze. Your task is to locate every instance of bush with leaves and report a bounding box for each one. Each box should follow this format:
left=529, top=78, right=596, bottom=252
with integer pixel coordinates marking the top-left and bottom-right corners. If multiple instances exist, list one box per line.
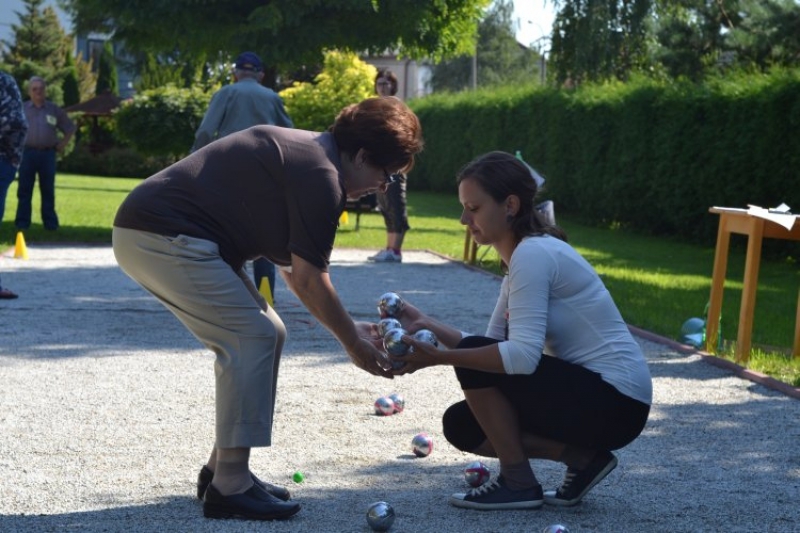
left=410, top=68, right=800, bottom=249
left=279, top=50, right=377, bottom=132
left=114, top=85, right=211, bottom=159
left=61, top=143, right=172, bottom=178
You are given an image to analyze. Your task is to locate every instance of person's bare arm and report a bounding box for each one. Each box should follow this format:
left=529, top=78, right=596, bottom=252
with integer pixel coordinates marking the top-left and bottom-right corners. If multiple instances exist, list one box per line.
left=280, top=254, right=392, bottom=378
left=393, top=336, right=506, bottom=375
left=391, top=299, right=506, bottom=375
left=395, top=300, right=465, bottom=349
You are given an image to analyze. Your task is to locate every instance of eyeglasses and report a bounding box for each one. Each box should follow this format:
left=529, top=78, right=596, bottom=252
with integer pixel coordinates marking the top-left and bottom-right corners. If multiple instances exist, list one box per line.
left=383, top=169, right=398, bottom=186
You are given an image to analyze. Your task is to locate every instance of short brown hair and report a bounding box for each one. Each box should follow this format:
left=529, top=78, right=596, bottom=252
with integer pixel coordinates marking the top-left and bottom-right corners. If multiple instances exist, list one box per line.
left=375, top=69, right=398, bottom=96
left=331, top=96, right=423, bottom=173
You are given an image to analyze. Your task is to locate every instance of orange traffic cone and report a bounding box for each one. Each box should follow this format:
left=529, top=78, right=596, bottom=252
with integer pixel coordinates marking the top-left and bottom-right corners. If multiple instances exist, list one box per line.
left=258, top=278, right=274, bottom=307
left=14, top=232, right=28, bottom=260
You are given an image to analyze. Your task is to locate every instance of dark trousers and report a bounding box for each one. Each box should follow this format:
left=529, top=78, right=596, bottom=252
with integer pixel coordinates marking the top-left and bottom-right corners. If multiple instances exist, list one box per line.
left=0, top=158, right=17, bottom=222
left=376, top=176, right=409, bottom=234
left=442, top=336, right=650, bottom=454
left=253, top=257, right=276, bottom=300
left=16, top=147, right=58, bottom=229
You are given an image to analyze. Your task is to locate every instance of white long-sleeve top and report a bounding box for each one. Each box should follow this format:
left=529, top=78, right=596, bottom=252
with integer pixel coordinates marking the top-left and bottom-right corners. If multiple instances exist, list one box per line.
left=486, top=235, right=653, bottom=405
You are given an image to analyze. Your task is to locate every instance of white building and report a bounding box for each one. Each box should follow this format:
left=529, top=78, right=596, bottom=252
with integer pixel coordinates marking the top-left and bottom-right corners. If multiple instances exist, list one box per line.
left=365, top=54, right=432, bottom=100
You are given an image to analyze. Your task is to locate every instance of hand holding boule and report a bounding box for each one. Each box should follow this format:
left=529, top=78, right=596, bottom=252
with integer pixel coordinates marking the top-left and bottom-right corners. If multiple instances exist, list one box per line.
left=393, top=301, right=429, bottom=334
left=348, top=338, right=394, bottom=379
left=390, top=333, right=440, bottom=375
left=355, top=320, right=384, bottom=351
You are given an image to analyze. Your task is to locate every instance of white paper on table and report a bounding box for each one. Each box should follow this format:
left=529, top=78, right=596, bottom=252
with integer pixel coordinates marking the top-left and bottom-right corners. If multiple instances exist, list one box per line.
left=746, top=203, right=796, bottom=231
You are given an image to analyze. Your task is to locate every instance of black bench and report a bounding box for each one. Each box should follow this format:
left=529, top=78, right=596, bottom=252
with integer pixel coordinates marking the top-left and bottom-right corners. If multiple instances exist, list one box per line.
left=344, top=193, right=379, bottom=230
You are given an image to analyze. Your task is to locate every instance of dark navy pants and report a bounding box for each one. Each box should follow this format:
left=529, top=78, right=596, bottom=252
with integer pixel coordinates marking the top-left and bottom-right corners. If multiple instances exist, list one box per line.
left=253, top=257, right=276, bottom=301
left=16, top=147, right=58, bottom=230
left=0, top=157, right=17, bottom=222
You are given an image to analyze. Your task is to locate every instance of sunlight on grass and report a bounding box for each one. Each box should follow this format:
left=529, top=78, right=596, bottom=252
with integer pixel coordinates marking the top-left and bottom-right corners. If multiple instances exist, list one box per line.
left=593, top=265, right=725, bottom=290
left=2, top=176, right=797, bottom=389
left=718, top=348, right=800, bottom=387
left=570, top=247, right=614, bottom=262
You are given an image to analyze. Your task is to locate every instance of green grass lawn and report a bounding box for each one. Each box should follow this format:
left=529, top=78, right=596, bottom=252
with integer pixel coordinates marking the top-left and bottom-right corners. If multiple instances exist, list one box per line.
left=3, top=174, right=799, bottom=386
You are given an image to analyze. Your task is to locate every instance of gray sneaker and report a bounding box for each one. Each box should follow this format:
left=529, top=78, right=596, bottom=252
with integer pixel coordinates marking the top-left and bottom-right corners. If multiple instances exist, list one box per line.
left=544, top=451, right=618, bottom=507
left=368, top=249, right=402, bottom=263
left=450, top=476, right=543, bottom=510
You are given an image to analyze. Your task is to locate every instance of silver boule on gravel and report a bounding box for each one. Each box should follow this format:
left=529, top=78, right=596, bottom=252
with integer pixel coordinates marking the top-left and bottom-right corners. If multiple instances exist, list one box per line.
left=366, top=501, right=396, bottom=531
left=464, top=460, right=491, bottom=487
left=388, top=392, right=405, bottom=413
left=374, top=396, right=395, bottom=416
left=411, top=432, right=433, bottom=457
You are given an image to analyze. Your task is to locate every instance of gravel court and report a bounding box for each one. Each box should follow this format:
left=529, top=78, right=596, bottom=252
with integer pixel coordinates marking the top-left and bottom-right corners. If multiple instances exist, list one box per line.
left=0, top=245, right=798, bottom=533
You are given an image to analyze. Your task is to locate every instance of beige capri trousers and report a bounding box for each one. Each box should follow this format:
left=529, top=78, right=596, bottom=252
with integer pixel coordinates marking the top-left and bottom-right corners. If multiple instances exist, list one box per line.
left=112, top=227, right=286, bottom=448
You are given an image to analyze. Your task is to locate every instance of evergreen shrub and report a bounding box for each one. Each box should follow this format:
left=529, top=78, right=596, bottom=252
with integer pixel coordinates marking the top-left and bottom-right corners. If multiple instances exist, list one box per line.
left=409, top=69, right=800, bottom=247
left=114, top=85, right=211, bottom=159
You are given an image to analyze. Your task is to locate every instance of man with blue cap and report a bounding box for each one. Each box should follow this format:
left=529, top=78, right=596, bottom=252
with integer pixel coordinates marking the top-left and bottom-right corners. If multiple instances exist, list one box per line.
left=192, top=51, right=294, bottom=306
left=192, top=52, right=293, bottom=150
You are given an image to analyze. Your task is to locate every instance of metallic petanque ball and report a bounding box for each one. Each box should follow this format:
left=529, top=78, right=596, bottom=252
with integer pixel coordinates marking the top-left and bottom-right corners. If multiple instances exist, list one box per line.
left=542, top=525, right=570, bottom=533
left=374, top=396, right=395, bottom=416
left=366, top=501, right=396, bottom=532
left=464, top=461, right=491, bottom=488
left=411, top=432, right=433, bottom=457
left=378, top=318, right=402, bottom=337
left=383, top=328, right=410, bottom=357
left=377, top=292, right=404, bottom=318
left=412, top=329, right=438, bottom=347
left=388, top=392, right=405, bottom=414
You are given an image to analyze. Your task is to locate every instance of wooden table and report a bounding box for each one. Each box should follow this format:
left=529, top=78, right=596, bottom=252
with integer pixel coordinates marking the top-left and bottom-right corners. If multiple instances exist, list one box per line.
left=706, top=207, right=800, bottom=362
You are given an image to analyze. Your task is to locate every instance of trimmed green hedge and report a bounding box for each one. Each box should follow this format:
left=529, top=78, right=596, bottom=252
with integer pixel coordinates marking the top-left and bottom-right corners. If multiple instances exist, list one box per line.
left=408, top=70, right=800, bottom=246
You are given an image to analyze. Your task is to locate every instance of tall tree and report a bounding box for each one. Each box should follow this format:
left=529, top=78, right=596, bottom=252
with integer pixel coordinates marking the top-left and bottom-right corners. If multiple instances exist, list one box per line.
left=1, top=0, right=72, bottom=103
left=62, top=48, right=80, bottom=106
left=548, top=0, right=653, bottom=86
left=128, top=49, right=228, bottom=92
left=725, top=0, right=800, bottom=70
left=651, top=0, right=800, bottom=79
left=134, top=51, right=188, bottom=92
left=74, top=50, right=98, bottom=102
left=431, top=0, right=542, bottom=91
left=60, top=0, right=490, bottom=86
left=95, top=40, right=118, bottom=95
left=652, top=0, right=745, bottom=80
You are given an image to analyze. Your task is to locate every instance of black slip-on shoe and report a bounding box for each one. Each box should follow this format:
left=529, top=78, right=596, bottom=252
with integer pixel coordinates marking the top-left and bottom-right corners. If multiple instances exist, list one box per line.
left=202, top=483, right=300, bottom=520
left=0, top=288, right=19, bottom=299
left=197, top=465, right=291, bottom=501
left=544, top=451, right=618, bottom=507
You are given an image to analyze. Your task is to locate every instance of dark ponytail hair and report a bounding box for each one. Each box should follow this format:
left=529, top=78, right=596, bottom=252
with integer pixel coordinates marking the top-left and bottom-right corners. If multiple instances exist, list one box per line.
left=456, top=151, right=567, bottom=243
